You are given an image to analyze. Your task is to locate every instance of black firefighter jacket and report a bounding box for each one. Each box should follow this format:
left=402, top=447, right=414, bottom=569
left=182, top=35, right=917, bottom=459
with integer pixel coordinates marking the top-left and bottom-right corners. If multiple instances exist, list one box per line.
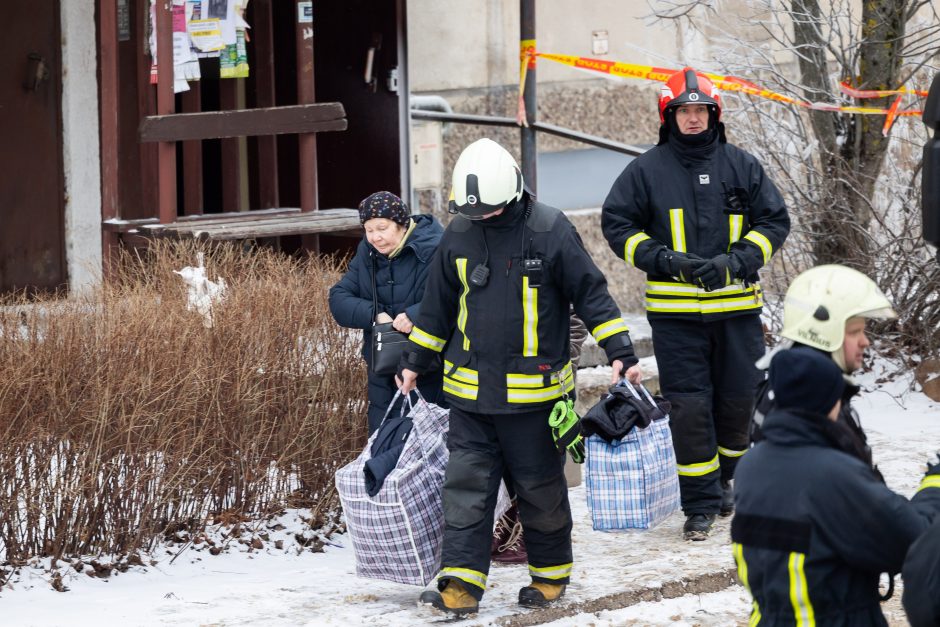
left=732, top=408, right=940, bottom=626
left=602, top=136, right=790, bottom=321
left=405, top=195, right=637, bottom=415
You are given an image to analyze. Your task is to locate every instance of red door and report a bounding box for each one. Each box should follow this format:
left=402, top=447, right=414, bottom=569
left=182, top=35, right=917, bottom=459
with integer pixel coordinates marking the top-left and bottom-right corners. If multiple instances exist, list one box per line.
left=0, top=2, right=65, bottom=294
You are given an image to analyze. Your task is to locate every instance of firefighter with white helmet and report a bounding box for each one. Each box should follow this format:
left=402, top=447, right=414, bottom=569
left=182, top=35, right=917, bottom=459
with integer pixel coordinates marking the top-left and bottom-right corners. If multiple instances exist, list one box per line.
left=752, top=264, right=898, bottom=476
left=399, top=138, right=641, bottom=616
left=779, top=264, right=896, bottom=372
left=602, top=67, right=791, bottom=539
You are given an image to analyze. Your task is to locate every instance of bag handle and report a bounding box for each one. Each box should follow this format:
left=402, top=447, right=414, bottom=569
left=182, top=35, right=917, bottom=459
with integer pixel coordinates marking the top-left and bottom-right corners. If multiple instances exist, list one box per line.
left=615, top=378, right=658, bottom=409
left=378, top=388, right=429, bottom=426
left=378, top=389, right=407, bottom=426
left=370, top=252, right=381, bottom=325
left=395, top=389, right=443, bottom=467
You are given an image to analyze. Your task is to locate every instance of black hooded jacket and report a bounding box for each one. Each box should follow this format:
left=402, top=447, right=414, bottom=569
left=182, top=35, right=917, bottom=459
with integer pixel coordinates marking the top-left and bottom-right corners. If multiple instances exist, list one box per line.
left=732, top=408, right=940, bottom=626
left=751, top=346, right=881, bottom=481
left=602, top=125, right=790, bottom=321
left=902, top=519, right=940, bottom=627
left=404, top=194, right=637, bottom=414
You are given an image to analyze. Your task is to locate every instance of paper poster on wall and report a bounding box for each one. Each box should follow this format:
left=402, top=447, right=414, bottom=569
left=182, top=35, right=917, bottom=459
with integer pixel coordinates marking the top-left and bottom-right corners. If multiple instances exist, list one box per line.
left=189, top=18, right=226, bottom=51
left=220, top=29, right=249, bottom=79
left=117, top=0, right=131, bottom=41
left=298, top=1, right=312, bottom=24
left=206, top=0, right=228, bottom=19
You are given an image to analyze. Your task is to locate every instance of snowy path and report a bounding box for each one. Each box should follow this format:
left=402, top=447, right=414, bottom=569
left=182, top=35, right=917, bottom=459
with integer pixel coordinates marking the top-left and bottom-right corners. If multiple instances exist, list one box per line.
left=1, top=364, right=936, bottom=626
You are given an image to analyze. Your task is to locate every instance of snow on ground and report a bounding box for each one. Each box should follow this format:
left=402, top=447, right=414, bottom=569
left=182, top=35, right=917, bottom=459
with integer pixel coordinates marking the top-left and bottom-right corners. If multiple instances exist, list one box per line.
left=1, top=356, right=937, bottom=627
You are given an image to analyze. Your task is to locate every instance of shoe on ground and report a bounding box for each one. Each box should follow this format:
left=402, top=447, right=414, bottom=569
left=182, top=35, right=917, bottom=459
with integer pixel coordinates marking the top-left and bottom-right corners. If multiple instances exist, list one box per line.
left=491, top=503, right=528, bottom=564
left=720, top=480, right=734, bottom=517
left=518, top=581, right=566, bottom=608
left=418, top=580, right=478, bottom=616
left=683, top=513, right=717, bottom=541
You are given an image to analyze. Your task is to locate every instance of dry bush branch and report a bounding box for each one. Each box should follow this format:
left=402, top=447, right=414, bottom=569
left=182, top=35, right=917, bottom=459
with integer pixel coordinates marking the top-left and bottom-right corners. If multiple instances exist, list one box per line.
left=0, top=240, right=368, bottom=567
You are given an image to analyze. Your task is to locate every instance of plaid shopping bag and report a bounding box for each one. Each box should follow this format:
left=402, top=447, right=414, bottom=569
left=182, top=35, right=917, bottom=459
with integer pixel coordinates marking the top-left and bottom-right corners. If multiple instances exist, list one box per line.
left=585, top=383, right=680, bottom=530
left=335, top=392, right=449, bottom=585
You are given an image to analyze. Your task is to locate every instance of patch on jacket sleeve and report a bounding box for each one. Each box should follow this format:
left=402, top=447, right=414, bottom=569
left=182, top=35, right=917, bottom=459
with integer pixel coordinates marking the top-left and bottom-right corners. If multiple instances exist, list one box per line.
left=731, top=513, right=811, bottom=553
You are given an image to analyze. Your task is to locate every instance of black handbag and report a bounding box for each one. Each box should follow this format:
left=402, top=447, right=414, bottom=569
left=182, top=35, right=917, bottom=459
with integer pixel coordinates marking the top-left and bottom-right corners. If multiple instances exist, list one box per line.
left=370, top=253, right=409, bottom=375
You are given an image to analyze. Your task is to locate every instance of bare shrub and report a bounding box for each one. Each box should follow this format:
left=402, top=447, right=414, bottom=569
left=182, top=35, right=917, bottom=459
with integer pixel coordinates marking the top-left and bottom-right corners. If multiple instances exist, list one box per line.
left=0, top=240, right=367, bottom=567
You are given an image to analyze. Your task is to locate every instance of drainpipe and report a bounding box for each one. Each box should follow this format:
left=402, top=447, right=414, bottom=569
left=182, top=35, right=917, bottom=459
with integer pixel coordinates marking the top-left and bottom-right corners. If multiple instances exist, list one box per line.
left=410, top=94, right=453, bottom=133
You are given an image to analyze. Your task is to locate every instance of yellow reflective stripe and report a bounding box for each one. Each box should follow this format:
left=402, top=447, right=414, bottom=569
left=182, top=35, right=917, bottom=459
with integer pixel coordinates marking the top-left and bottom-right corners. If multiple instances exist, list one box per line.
left=507, top=383, right=569, bottom=403
left=646, top=298, right=763, bottom=314
left=409, top=326, right=445, bottom=352
left=918, top=476, right=940, bottom=492
left=719, top=446, right=748, bottom=458
left=456, top=258, right=471, bottom=351
left=743, top=231, right=773, bottom=263
left=522, top=277, right=538, bottom=357
left=507, top=373, right=545, bottom=388
left=729, top=214, right=744, bottom=248
left=443, top=378, right=479, bottom=400
left=732, top=543, right=762, bottom=625
left=440, top=567, right=487, bottom=591
left=646, top=280, right=754, bottom=298
left=788, top=552, right=815, bottom=626
left=732, top=542, right=750, bottom=587
left=591, top=317, right=630, bottom=342
left=669, top=208, right=686, bottom=252
left=624, top=232, right=651, bottom=266
left=443, top=360, right=478, bottom=385
left=646, top=299, right=703, bottom=313
left=529, top=562, right=572, bottom=580
left=677, top=454, right=720, bottom=477
left=507, top=363, right=574, bottom=390
left=700, top=294, right=762, bottom=312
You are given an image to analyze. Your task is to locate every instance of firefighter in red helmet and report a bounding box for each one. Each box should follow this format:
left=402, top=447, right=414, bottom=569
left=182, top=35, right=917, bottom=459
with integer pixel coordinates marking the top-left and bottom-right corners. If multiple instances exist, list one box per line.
left=602, top=67, right=791, bottom=540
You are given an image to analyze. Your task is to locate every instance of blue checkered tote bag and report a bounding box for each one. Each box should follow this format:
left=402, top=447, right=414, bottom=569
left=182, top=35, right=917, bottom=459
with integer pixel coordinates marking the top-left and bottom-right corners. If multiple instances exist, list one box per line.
left=585, top=383, right=680, bottom=530
left=335, top=391, right=449, bottom=586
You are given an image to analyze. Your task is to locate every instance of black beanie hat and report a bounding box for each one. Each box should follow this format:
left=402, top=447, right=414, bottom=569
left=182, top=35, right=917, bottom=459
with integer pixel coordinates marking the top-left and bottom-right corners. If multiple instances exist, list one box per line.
left=769, top=348, right=845, bottom=416
left=358, top=191, right=410, bottom=226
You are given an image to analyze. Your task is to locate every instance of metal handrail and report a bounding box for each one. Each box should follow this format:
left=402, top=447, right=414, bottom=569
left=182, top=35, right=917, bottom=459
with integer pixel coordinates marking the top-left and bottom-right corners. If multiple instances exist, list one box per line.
left=409, top=109, right=646, bottom=157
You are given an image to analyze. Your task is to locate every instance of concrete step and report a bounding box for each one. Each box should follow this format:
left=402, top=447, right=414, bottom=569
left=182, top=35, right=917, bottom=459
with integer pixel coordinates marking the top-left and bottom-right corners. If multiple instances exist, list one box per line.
left=577, top=312, right=652, bottom=369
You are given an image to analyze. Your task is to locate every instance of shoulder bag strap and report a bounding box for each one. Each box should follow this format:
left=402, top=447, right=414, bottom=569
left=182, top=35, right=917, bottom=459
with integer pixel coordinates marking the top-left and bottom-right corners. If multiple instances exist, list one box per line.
left=370, top=252, right=379, bottom=323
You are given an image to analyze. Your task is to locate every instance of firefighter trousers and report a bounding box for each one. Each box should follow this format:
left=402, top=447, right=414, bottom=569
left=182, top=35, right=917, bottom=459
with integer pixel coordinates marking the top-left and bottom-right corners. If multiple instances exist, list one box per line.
left=650, top=314, right=765, bottom=515
left=436, top=406, right=573, bottom=601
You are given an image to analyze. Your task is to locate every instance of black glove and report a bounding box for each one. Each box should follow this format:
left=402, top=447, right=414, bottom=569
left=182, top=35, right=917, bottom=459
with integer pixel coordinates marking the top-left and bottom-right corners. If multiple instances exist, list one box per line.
left=658, top=250, right=706, bottom=283
left=692, top=254, right=739, bottom=292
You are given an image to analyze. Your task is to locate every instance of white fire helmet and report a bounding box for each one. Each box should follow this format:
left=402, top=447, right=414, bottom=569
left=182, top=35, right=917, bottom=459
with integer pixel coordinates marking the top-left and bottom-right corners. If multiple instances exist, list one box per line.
left=780, top=264, right=896, bottom=369
left=449, top=138, right=524, bottom=219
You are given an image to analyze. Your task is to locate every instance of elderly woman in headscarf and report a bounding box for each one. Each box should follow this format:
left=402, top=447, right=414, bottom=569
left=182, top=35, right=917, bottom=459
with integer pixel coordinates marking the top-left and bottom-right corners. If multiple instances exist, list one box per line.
left=329, top=191, right=446, bottom=435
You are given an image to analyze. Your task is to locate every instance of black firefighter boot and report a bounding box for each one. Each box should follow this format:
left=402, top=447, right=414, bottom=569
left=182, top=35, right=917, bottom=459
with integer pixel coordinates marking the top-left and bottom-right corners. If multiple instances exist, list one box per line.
left=683, top=513, right=717, bottom=541
left=720, top=480, right=734, bottom=517
left=419, top=579, right=479, bottom=617
left=519, top=581, right=566, bottom=608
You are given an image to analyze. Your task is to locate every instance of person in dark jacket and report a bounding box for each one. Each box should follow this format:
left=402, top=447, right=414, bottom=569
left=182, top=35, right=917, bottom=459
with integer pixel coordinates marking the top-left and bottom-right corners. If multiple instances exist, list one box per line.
left=328, top=191, right=445, bottom=435
left=602, top=67, right=791, bottom=539
left=733, top=348, right=940, bottom=626
left=903, top=518, right=940, bottom=626
left=399, top=138, right=642, bottom=617
left=751, top=264, right=897, bottom=481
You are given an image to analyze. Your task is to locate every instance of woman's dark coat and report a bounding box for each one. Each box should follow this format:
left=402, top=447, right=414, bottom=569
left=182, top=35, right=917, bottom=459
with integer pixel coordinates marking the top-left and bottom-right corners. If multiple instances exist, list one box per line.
left=329, top=214, right=445, bottom=433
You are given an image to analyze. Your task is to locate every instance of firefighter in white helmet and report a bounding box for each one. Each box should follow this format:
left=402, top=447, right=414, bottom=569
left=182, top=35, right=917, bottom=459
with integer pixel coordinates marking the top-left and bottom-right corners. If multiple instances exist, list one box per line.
left=752, top=264, right=897, bottom=476
left=399, top=138, right=641, bottom=616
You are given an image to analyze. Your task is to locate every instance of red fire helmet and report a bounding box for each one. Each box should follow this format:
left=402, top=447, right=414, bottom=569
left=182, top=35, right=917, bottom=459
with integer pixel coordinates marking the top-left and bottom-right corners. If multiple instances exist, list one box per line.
left=658, top=67, right=722, bottom=124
